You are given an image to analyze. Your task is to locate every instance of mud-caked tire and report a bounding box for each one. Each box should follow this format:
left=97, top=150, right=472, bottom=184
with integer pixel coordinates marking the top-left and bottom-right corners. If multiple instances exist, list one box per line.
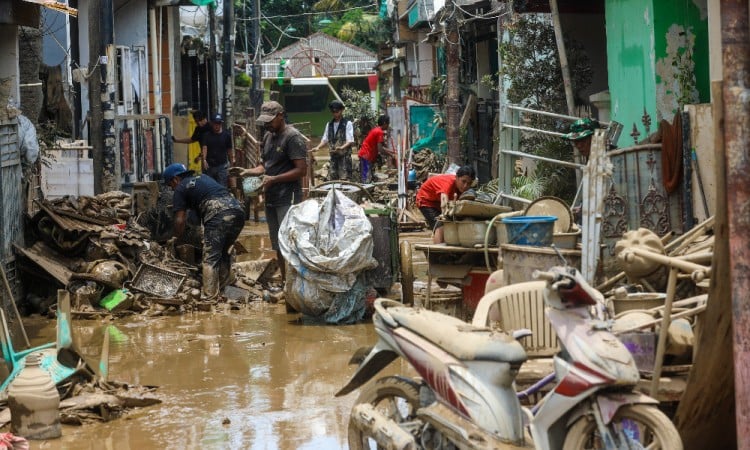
left=348, top=376, right=421, bottom=450
left=563, top=404, right=683, bottom=450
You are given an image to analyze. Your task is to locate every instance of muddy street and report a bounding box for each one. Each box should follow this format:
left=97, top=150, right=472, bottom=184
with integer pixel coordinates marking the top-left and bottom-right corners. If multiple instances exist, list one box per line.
left=19, top=222, right=426, bottom=450
left=25, top=303, right=399, bottom=449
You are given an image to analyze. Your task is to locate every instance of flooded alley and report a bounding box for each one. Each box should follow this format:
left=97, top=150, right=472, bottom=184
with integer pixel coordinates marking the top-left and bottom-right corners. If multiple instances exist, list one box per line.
left=25, top=304, right=379, bottom=449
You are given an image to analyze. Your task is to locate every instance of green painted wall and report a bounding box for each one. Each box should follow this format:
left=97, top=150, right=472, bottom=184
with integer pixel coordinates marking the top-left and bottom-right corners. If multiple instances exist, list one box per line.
left=605, top=0, right=657, bottom=143
left=605, top=0, right=709, bottom=144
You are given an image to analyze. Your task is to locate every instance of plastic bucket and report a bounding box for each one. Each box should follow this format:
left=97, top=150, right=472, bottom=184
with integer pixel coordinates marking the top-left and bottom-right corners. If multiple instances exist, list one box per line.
left=242, top=177, right=263, bottom=197
left=501, top=216, right=557, bottom=246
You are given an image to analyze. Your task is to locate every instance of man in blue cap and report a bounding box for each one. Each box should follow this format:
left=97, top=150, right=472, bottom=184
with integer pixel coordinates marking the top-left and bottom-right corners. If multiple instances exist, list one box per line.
left=200, top=113, right=234, bottom=187
left=163, top=163, right=245, bottom=300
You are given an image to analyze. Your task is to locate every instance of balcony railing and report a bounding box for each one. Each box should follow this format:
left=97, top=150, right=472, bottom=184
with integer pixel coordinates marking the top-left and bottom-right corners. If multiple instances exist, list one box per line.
left=259, top=60, right=378, bottom=79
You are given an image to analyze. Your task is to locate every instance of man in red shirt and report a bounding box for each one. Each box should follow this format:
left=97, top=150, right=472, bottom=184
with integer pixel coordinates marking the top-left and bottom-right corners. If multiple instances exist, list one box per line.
left=416, top=165, right=476, bottom=243
left=357, top=115, right=392, bottom=183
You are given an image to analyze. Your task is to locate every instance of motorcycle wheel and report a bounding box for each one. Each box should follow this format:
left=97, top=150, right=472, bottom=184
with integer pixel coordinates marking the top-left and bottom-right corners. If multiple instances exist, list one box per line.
left=348, top=375, right=421, bottom=450
left=563, top=404, right=683, bottom=450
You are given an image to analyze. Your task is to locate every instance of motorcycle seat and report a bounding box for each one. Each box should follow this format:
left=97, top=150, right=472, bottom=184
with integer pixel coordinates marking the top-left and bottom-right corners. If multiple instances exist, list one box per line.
left=386, top=306, right=527, bottom=364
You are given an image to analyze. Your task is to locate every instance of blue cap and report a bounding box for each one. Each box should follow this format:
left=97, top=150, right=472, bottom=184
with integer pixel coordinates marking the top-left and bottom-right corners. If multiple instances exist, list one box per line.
left=163, top=163, right=192, bottom=184
left=211, top=113, right=223, bottom=123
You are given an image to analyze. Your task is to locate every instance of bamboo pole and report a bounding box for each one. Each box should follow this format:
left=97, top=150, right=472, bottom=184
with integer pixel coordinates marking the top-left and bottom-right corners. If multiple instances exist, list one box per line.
left=650, top=267, right=678, bottom=396
left=549, top=0, right=575, bottom=116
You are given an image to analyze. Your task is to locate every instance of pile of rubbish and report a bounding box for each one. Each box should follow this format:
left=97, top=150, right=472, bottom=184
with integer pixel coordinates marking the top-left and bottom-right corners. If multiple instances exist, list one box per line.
left=16, top=188, right=280, bottom=318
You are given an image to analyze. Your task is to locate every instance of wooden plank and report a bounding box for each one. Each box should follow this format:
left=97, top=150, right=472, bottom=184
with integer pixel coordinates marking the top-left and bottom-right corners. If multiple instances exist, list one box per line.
left=13, top=243, right=73, bottom=285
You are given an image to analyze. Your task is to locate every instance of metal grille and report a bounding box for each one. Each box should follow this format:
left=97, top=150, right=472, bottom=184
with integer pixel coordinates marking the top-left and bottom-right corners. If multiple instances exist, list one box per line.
left=0, top=119, right=27, bottom=349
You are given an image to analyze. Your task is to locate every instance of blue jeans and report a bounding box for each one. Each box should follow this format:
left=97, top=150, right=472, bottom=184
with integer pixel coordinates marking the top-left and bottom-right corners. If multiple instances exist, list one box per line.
left=360, top=159, right=373, bottom=183
left=206, top=162, right=229, bottom=187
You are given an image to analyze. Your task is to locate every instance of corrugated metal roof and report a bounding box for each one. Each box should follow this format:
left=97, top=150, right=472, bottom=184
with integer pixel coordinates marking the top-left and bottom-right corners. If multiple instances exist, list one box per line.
left=263, top=33, right=377, bottom=78
left=38, top=204, right=105, bottom=233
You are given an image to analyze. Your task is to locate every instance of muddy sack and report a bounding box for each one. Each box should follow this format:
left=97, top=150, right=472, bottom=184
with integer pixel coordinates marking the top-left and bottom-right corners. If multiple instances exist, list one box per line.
left=279, top=189, right=378, bottom=323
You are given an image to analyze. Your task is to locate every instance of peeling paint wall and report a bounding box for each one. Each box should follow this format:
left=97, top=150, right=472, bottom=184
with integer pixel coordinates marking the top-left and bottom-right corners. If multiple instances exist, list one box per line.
left=605, top=0, right=709, bottom=140
left=653, top=0, right=709, bottom=122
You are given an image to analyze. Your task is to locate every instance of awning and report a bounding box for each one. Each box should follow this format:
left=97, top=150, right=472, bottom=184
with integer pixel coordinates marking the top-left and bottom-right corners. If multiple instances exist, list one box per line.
left=21, top=0, right=77, bottom=17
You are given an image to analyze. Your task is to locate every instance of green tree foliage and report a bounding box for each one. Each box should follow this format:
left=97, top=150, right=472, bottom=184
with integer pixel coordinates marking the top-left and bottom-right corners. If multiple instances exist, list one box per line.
left=236, top=0, right=388, bottom=54
left=499, top=14, right=592, bottom=202
left=341, top=87, right=376, bottom=145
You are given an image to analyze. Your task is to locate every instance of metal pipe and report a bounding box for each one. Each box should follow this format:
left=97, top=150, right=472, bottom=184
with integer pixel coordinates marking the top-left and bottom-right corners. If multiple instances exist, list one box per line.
left=606, top=143, right=662, bottom=157
left=499, top=123, right=566, bottom=138
left=499, top=192, right=531, bottom=205
left=499, top=149, right=585, bottom=170
left=505, top=104, right=612, bottom=125
left=149, top=8, right=162, bottom=114
left=722, top=1, right=750, bottom=446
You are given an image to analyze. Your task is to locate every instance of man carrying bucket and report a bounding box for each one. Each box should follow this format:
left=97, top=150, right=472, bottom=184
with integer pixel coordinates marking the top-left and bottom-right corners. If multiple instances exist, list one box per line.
left=416, top=165, right=476, bottom=244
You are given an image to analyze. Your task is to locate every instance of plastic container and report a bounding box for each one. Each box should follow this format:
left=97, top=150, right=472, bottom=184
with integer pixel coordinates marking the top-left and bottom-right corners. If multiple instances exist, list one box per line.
left=8, top=353, right=61, bottom=440
left=100, top=289, right=133, bottom=312
left=456, top=220, right=496, bottom=247
left=242, top=176, right=263, bottom=197
left=442, top=221, right=460, bottom=246
left=500, top=243, right=582, bottom=286
left=501, top=216, right=557, bottom=246
left=552, top=231, right=580, bottom=249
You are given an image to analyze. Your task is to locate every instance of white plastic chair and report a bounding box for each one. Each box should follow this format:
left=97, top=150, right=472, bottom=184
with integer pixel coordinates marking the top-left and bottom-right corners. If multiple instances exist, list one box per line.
left=472, top=280, right=559, bottom=358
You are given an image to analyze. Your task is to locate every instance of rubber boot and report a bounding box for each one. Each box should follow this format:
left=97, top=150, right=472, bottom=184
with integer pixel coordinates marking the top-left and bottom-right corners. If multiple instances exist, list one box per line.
left=202, top=265, right=220, bottom=300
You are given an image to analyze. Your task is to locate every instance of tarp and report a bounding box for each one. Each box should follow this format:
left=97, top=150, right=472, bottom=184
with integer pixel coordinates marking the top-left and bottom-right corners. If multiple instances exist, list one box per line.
left=279, top=189, right=378, bottom=324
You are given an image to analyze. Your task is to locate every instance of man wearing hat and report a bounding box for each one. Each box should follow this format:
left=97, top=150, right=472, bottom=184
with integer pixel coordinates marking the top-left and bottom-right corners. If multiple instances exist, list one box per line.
left=311, top=100, right=355, bottom=181
left=200, top=113, right=234, bottom=187
left=236, top=101, right=307, bottom=282
left=564, top=117, right=600, bottom=161
left=163, top=162, right=245, bottom=300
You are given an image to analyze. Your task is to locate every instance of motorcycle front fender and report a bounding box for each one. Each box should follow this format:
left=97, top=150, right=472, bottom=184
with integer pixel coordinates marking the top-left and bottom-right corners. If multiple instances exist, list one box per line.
left=335, top=340, right=399, bottom=397
left=567, top=391, right=660, bottom=426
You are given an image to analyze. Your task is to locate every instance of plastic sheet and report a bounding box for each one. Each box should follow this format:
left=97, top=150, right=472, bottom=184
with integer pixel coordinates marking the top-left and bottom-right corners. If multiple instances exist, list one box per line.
left=280, top=189, right=378, bottom=323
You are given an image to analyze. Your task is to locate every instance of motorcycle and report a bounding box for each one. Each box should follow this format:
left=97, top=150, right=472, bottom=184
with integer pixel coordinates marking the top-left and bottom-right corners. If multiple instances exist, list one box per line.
left=336, top=266, right=682, bottom=449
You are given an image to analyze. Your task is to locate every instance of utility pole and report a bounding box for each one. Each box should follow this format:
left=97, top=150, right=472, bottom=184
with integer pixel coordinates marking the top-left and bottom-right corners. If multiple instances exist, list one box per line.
left=88, top=0, right=118, bottom=193
left=208, top=3, right=218, bottom=115
left=445, top=4, right=461, bottom=166
left=251, top=0, right=263, bottom=111
left=222, top=0, right=234, bottom=127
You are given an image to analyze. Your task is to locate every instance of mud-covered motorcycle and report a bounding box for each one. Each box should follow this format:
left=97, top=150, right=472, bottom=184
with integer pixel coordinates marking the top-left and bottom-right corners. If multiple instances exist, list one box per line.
left=336, top=266, right=682, bottom=449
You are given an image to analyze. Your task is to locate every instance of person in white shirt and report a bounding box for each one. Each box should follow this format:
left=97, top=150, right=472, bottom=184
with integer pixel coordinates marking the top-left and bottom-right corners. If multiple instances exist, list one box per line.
left=312, top=100, right=355, bottom=181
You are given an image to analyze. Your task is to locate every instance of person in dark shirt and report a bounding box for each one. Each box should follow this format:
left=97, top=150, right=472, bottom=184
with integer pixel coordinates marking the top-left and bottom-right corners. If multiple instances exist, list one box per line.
left=163, top=163, right=245, bottom=300
left=200, top=114, right=234, bottom=187
left=236, top=101, right=307, bottom=282
left=172, top=110, right=210, bottom=145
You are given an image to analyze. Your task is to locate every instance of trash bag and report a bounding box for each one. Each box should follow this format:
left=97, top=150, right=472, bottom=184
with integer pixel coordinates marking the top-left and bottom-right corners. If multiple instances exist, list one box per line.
left=279, top=189, right=378, bottom=323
